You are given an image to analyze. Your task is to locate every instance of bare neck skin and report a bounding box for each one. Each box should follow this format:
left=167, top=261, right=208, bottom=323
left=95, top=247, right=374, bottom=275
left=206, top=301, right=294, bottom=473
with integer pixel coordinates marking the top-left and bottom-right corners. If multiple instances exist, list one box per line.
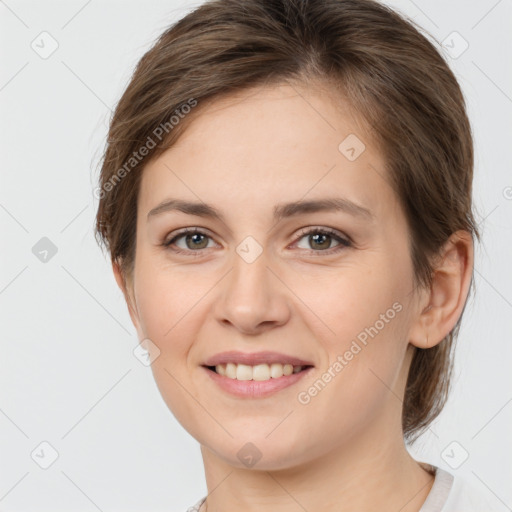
left=199, top=348, right=434, bottom=512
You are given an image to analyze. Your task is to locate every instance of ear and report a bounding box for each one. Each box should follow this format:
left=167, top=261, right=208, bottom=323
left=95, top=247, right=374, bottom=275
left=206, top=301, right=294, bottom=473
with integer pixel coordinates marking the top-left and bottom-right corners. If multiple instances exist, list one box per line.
left=112, top=260, right=144, bottom=339
left=408, top=230, right=474, bottom=349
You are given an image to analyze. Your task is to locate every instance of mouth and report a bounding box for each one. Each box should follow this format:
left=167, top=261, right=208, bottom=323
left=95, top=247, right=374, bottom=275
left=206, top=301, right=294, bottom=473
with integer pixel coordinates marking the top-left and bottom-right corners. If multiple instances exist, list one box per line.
left=203, top=362, right=314, bottom=381
left=200, top=352, right=315, bottom=398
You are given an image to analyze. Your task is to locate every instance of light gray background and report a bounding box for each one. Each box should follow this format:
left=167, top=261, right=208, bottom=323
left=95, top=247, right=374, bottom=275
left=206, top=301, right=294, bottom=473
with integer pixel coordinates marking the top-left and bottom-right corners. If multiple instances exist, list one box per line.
left=1, top=0, right=511, bottom=511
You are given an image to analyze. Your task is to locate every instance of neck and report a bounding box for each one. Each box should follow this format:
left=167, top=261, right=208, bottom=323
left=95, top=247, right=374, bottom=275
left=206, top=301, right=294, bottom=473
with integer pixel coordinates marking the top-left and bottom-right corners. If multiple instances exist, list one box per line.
left=199, top=412, right=434, bottom=512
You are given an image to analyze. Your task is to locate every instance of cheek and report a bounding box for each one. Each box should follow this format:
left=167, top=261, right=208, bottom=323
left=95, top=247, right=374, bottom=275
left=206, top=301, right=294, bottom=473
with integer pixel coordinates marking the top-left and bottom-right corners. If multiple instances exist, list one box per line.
left=294, top=297, right=409, bottom=444
left=292, top=257, right=411, bottom=394
left=132, top=255, right=201, bottom=356
left=291, top=259, right=404, bottom=343
left=132, top=259, right=209, bottom=428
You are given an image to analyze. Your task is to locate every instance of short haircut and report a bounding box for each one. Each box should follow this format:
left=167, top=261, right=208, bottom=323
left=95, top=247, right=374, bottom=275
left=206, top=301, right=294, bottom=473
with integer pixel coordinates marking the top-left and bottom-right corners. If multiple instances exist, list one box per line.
left=95, top=0, right=480, bottom=442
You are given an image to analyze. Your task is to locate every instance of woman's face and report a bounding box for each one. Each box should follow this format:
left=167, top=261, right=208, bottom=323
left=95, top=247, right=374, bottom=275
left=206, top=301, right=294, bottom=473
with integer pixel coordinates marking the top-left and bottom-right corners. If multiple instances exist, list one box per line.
left=121, top=82, right=426, bottom=469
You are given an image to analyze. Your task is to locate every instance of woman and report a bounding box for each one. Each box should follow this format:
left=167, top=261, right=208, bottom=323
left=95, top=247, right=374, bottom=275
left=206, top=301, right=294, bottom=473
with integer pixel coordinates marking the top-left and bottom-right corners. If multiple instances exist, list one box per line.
left=94, top=0, right=492, bottom=510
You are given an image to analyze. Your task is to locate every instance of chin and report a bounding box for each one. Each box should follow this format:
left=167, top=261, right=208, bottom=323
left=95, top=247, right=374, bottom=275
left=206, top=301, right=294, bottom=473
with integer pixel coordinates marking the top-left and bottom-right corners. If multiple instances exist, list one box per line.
left=201, top=431, right=311, bottom=472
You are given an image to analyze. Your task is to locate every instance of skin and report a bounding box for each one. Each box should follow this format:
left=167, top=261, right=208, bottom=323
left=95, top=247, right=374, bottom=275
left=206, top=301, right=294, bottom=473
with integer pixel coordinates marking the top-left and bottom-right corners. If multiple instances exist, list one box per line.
left=113, top=81, right=474, bottom=512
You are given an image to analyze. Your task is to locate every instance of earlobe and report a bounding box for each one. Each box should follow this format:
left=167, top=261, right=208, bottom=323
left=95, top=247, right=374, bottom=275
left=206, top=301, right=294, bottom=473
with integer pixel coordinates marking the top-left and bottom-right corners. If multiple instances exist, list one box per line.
left=112, top=260, right=141, bottom=334
left=409, top=230, right=474, bottom=350
left=112, top=260, right=125, bottom=294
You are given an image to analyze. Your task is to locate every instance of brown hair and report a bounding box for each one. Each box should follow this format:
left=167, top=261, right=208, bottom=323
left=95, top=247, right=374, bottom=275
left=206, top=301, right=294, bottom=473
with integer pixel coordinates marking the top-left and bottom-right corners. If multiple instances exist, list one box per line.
left=94, top=0, right=480, bottom=442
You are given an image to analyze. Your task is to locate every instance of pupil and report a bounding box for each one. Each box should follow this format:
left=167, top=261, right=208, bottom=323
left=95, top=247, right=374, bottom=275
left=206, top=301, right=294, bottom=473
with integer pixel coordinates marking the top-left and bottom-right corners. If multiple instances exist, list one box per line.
left=187, top=233, right=207, bottom=249
left=311, top=233, right=330, bottom=249
left=183, top=233, right=332, bottom=251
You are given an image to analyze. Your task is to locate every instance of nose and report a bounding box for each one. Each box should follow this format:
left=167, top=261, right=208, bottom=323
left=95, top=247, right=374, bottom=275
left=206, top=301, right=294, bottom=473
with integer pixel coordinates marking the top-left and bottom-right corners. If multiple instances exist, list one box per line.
left=212, top=248, right=292, bottom=335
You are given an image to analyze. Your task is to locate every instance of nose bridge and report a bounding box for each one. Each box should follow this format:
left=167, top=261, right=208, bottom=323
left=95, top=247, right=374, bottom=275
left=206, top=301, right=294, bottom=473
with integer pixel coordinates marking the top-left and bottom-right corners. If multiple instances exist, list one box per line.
left=214, top=237, right=290, bottom=332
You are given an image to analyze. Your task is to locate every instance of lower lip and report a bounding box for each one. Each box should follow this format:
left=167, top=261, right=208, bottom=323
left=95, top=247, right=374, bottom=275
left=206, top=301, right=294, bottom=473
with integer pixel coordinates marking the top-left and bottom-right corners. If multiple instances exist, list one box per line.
left=202, top=366, right=314, bottom=398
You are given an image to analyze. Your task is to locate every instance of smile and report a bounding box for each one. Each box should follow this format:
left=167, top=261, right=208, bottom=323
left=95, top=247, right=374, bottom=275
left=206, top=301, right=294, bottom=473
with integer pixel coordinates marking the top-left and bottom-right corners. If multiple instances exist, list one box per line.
left=202, top=363, right=314, bottom=398
left=208, top=362, right=308, bottom=381
left=201, top=350, right=315, bottom=398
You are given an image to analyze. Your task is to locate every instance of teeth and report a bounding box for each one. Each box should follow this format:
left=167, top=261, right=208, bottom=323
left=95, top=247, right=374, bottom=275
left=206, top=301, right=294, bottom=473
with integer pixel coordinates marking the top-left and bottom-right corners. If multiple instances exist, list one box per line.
left=270, top=363, right=284, bottom=379
left=214, top=363, right=304, bottom=381
left=253, top=364, right=270, bottom=381
left=236, top=364, right=253, bottom=381
left=226, top=363, right=237, bottom=379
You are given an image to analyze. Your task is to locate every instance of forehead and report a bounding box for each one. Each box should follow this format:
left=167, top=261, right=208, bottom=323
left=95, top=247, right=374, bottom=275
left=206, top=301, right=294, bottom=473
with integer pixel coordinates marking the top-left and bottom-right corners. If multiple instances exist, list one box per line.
left=138, top=82, right=396, bottom=224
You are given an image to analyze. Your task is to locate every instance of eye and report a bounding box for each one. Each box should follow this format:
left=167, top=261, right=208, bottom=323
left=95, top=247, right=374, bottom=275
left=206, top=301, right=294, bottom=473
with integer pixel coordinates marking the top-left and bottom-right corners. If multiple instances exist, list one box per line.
left=292, top=227, right=352, bottom=255
left=162, top=228, right=216, bottom=255
left=162, top=226, right=352, bottom=256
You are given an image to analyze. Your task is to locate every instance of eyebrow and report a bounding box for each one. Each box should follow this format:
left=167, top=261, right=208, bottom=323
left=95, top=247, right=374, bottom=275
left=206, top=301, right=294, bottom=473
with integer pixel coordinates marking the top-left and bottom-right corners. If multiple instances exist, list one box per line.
left=147, top=197, right=374, bottom=223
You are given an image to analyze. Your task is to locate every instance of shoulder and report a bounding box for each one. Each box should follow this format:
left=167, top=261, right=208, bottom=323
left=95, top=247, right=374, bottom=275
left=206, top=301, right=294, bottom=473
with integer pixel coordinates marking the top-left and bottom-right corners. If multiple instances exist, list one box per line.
left=183, top=496, right=206, bottom=512
left=427, top=466, right=502, bottom=512
left=183, top=470, right=502, bottom=512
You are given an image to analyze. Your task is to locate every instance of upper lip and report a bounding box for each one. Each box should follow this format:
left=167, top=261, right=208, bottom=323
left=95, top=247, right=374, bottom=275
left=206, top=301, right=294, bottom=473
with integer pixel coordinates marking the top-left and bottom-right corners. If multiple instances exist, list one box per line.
left=203, top=351, right=314, bottom=367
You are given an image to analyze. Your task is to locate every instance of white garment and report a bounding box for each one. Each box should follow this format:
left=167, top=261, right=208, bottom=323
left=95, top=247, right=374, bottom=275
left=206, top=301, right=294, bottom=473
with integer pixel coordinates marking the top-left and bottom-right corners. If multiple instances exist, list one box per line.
left=185, top=465, right=500, bottom=511
left=420, top=466, right=501, bottom=511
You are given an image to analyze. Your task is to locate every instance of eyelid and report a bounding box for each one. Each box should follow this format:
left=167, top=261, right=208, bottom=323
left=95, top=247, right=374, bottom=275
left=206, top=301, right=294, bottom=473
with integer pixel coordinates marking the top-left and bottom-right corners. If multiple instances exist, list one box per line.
left=162, top=227, right=219, bottom=248
left=292, top=226, right=353, bottom=246
left=288, top=226, right=352, bottom=255
left=162, top=225, right=352, bottom=255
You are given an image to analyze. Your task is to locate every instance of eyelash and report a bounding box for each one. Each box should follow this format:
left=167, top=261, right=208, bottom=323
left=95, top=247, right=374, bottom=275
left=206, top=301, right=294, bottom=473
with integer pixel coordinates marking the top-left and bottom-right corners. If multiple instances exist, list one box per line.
left=162, top=226, right=352, bottom=257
